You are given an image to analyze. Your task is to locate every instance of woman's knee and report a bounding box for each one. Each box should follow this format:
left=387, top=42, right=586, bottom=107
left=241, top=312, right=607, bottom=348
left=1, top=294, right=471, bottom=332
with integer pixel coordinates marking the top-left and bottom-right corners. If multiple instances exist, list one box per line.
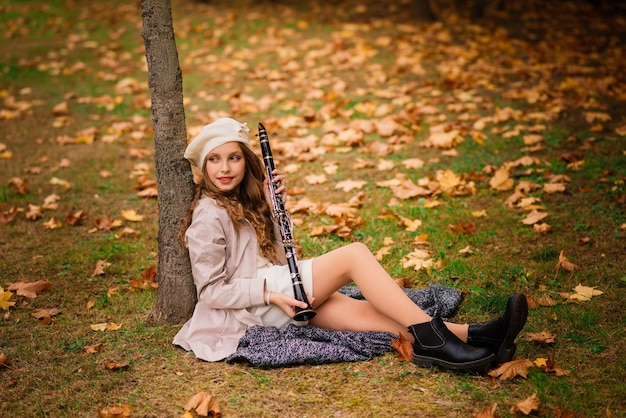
left=344, top=242, right=372, bottom=260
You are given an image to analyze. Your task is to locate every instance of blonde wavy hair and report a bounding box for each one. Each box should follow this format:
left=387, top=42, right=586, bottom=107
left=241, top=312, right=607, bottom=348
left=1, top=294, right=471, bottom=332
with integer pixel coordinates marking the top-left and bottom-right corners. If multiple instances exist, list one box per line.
left=179, top=143, right=279, bottom=263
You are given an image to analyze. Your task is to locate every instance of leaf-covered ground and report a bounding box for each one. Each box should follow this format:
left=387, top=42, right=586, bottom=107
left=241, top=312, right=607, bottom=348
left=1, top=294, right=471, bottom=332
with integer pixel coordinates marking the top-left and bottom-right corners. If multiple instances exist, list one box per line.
left=1, top=0, right=625, bottom=416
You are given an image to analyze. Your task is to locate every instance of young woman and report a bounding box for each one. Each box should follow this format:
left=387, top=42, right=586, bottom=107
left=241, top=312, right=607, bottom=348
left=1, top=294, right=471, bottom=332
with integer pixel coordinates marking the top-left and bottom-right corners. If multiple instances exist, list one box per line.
left=173, top=117, right=528, bottom=371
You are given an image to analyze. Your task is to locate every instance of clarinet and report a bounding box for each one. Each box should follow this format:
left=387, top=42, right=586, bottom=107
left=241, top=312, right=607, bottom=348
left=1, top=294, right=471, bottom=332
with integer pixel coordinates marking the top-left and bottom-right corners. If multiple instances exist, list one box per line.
left=257, top=123, right=316, bottom=321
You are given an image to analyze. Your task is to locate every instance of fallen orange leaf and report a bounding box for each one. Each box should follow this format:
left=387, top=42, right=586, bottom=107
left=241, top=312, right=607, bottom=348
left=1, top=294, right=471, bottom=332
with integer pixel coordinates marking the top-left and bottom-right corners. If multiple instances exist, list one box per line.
left=391, top=333, right=413, bottom=362
left=92, top=260, right=112, bottom=276
left=31, top=308, right=61, bottom=320
left=555, top=251, right=580, bottom=274
left=7, top=280, right=52, bottom=299
left=488, top=358, right=533, bottom=380
left=98, top=404, right=132, bottom=418
left=105, top=362, right=129, bottom=371
left=184, top=391, right=221, bottom=417
left=472, top=403, right=498, bottom=418
left=85, top=343, right=103, bottom=354
left=525, top=331, right=556, bottom=344
left=511, top=393, right=540, bottom=415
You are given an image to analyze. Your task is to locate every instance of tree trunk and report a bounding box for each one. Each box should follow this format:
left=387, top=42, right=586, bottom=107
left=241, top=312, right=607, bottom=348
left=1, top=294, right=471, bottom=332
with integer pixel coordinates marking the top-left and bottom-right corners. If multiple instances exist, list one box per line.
left=414, top=0, right=437, bottom=22
left=141, top=0, right=196, bottom=325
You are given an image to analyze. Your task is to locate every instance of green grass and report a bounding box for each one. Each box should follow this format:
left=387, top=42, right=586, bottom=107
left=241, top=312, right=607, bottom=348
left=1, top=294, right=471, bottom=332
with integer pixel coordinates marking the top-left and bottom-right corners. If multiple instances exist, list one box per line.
left=1, top=0, right=625, bottom=416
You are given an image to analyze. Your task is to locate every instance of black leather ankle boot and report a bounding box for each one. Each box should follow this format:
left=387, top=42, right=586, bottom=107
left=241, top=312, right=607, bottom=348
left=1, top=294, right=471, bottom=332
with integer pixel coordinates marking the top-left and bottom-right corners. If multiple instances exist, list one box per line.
left=467, top=293, right=528, bottom=364
left=408, top=317, right=495, bottom=371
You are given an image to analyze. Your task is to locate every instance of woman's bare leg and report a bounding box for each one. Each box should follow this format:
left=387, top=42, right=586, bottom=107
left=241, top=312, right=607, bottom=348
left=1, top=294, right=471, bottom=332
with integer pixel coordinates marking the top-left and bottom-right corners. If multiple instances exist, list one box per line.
left=310, top=292, right=408, bottom=337
left=309, top=242, right=469, bottom=341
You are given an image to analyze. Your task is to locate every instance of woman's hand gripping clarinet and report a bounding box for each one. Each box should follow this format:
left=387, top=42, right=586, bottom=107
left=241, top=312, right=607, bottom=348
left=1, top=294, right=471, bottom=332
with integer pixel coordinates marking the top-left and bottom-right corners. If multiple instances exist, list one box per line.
left=257, top=123, right=316, bottom=321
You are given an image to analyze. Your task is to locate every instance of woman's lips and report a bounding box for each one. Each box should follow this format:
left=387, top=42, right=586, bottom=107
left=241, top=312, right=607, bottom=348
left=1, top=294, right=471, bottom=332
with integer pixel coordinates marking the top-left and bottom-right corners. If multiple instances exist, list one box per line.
left=218, top=177, right=233, bottom=184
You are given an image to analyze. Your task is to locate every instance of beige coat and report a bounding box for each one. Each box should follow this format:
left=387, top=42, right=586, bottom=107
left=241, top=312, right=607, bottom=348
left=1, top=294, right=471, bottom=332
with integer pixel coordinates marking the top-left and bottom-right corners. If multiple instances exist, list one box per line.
left=173, top=196, right=285, bottom=361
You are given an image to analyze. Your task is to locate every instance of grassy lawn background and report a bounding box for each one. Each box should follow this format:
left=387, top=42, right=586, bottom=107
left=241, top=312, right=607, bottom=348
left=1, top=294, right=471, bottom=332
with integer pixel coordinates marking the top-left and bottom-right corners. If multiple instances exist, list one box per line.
left=1, top=0, right=624, bottom=416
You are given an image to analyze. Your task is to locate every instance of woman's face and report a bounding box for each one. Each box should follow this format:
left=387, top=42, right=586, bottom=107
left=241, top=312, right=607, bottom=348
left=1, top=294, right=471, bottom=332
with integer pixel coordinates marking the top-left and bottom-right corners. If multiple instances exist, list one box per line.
left=204, top=142, right=246, bottom=193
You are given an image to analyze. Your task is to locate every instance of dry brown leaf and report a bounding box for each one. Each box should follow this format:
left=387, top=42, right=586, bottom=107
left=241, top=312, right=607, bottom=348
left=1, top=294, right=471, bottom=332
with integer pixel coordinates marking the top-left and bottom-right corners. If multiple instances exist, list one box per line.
left=521, top=210, right=548, bottom=225
left=459, top=245, right=473, bottom=256
left=25, top=204, right=43, bottom=221
left=105, top=362, right=129, bottom=371
left=52, top=101, right=69, bottom=115
left=42, top=193, right=60, bottom=210
left=511, top=393, right=540, bottom=415
left=375, top=246, right=391, bottom=261
left=489, top=167, right=514, bottom=191
left=421, top=125, right=462, bottom=148
left=522, top=134, right=544, bottom=145
left=118, top=227, right=141, bottom=237
left=308, top=224, right=338, bottom=237
left=488, top=358, right=533, bottom=380
left=448, top=222, right=476, bottom=234
left=98, top=404, right=132, bottom=418
left=31, top=308, right=61, bottom=320
left=437, top=169, right=462, bottom=194
left=347, top=191, right=366, bottom=207
left=0, top=352, right=11, bottom=368
left=92, top=260, right=112, bottom=276
left=527, top=294, right=558, bottom=309
left=583, top=111, right=611, bottom=123
left=129, top=265, right=158, bottom=290
left=305, top=174, right=327, bottom=184
left=128, top=147, right=152, bottom=158
left=555, top=251, right=580, bottom=274
left=335, top=179, right=366, bottom=192
left=402, top=158, right=425, bottom=169
left=525, top=331, right=555, bottom=344
left=402, top=249, right=434, bottom=271
left=423, top=198, right=442, bottom=208
left=0, top=206, right=19, bottom=224
left=107, top=287, right=119, bottom=298
left=8, top=177, right=28, bottom=194
left=121, top=209, right=144, bottom=222
left=533, top=222, right=552, bottom=234
left=184, top=391, right=221, bottom=417
left=390, top=177, right=431, bottom=199
left=7, top=280, right=52, bottom=299
left=563, top=283, right=603, bottom=302
left=49, top=177, right=71, bottom=189
left=324, top=203, right=358, bottom=217
left=90, top=323, right=108, bottom=332
left=412, top=233, right=430, bottom=245
left=90, top=322, right=122, bottom=332
left=473, top=403, right=499, bottom=418
left=85, top=343, right=103, bottom=354
left=390, top=333, right=413, bottom=362
left=92, top=215, right=122, bottom=231
left=64, top=210, right=88, bottom=226
left=43, top=217, right=63, bottom=229
left=137, top=187, right=158, bottom=198
left=397, top=215, right=422, bottom=232
left=75, top=126, right=97, bottom=144
left=394, top=276, right=413, bottom=288
left=543, top=183, right=567, bottom=194
left=539, top=352, right=571, bottom=376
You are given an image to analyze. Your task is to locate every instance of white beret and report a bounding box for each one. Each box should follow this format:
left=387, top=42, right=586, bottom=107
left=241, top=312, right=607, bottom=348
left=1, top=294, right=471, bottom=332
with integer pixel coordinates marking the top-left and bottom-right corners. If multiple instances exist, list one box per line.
left=184, top=117, right=251, bottom=171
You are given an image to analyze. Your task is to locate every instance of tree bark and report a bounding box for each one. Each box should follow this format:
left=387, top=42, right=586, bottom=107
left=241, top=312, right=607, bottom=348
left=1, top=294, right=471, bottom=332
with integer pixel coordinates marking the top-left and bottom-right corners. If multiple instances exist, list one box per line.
left=141, top=0, right=196, bottom=325
left=414, top=0, right=437, bottom=22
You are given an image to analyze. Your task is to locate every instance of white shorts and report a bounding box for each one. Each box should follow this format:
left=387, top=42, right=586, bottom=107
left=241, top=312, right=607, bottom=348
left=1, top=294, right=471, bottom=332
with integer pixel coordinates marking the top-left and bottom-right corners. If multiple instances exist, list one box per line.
left=251, top=259, right=314, bottom=329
